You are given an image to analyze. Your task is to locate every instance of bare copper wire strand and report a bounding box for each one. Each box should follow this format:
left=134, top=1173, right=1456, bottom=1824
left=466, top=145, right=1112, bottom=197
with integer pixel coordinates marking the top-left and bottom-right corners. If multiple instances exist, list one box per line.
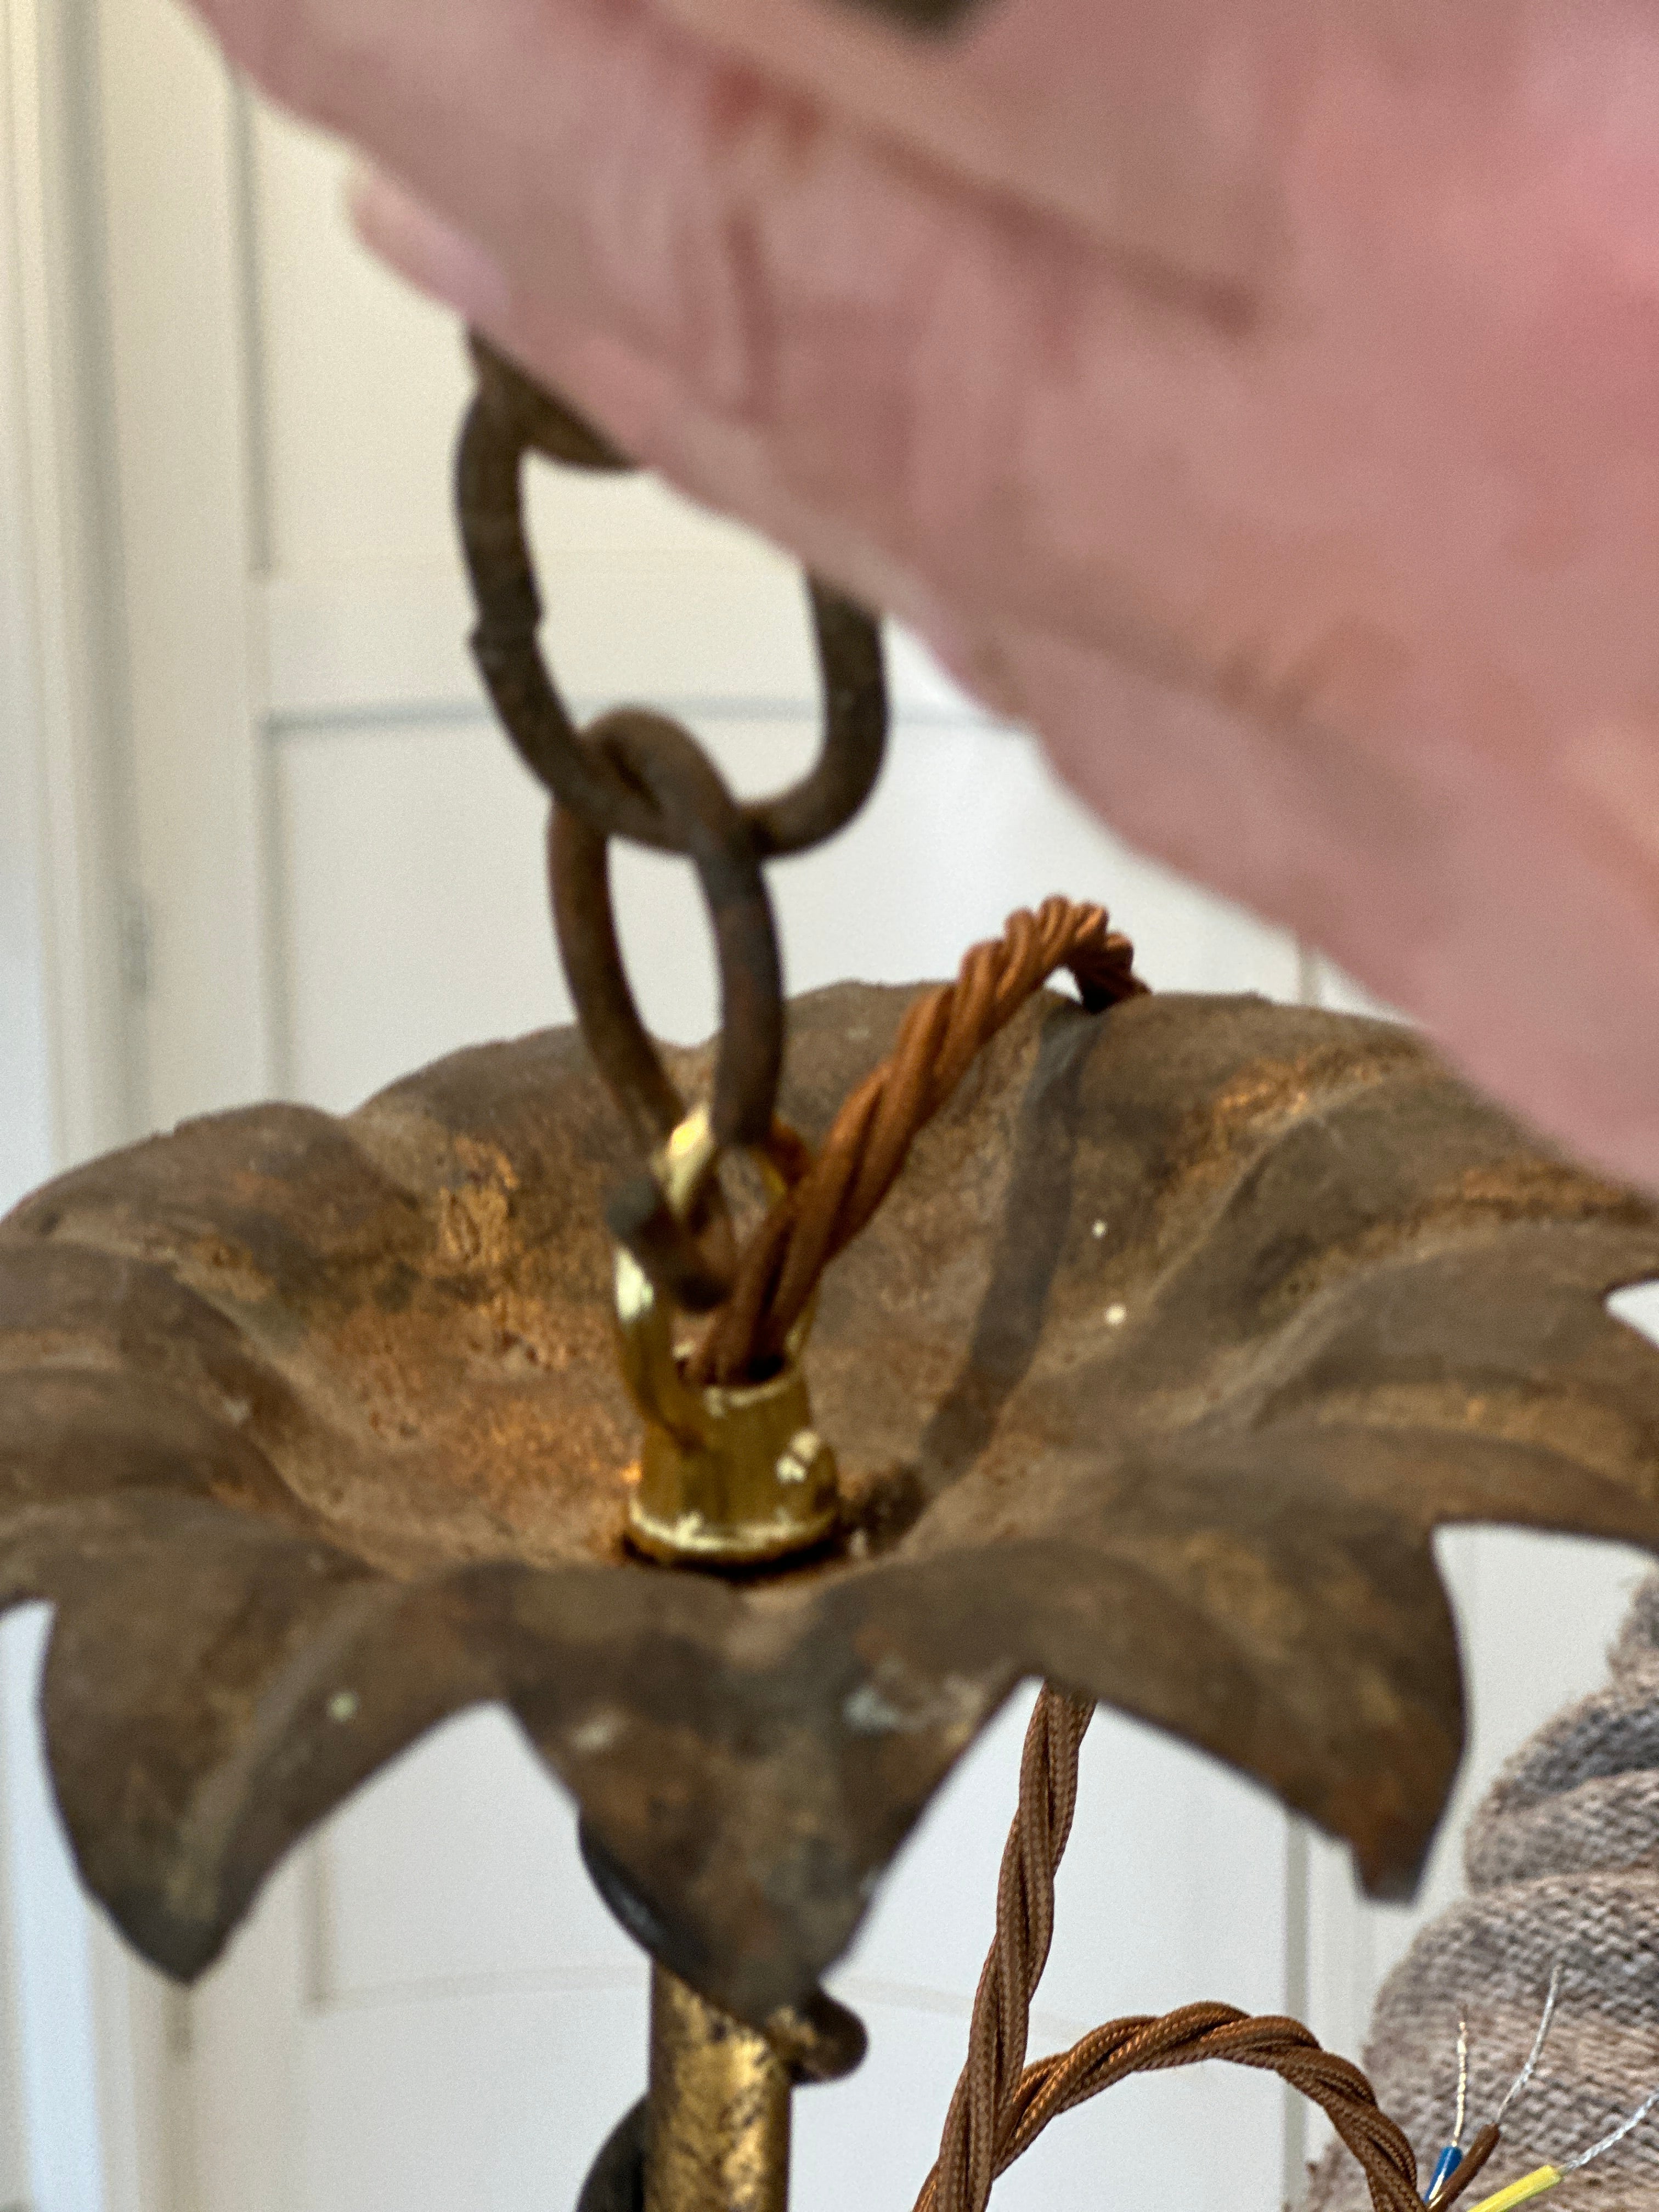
left=914, top=1689, right=1424, bottom=2212
left=689, top=898, right=1144, bottom=1386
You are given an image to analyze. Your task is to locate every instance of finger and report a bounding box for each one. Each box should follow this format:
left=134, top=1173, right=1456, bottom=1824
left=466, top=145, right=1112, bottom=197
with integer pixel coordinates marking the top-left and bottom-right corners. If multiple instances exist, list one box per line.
left=347, top=129, right=1255, bottom=676
left=194, top=0, right=1299, bottom=295
left=334, top=0, right=1659, bottom=788
left=346, top=167, right=512, bottom=333
left=337, top=0, right=1279, bottom=662
left=1009, top=623, right=1659, bottom=1193
left=335, top=0, right=1659, bottom=760
left=359, top=163, right=1659, bottom=1189
left=645, top=0, right=1318, bottom=285
left=217, top=0, right=1659, bottom=778
left=354, top=172, right=1408, bottom=929
left=352, top=180, right=1351, bottom=881
left=351, top=163, right=955, bottom=630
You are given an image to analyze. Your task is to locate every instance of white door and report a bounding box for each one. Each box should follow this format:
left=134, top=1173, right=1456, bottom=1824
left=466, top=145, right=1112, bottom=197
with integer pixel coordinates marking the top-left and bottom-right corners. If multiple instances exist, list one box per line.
left=75, top=7, right=1656, bottom=2210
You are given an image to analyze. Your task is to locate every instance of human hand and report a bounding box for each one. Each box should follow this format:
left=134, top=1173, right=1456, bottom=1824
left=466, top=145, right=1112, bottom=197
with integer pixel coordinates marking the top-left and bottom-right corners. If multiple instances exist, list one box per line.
left=190, top=0, right=1659, bottom=1186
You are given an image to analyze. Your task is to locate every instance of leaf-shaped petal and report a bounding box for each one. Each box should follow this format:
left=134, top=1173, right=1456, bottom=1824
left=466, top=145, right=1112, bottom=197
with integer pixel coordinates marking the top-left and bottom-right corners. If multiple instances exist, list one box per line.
left=3, top=988, right=1658, bottom=2021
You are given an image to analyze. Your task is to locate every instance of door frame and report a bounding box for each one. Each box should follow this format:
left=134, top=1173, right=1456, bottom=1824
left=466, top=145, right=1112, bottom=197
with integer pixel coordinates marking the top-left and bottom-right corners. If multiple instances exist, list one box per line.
left=1, top=0, right=178, bottom=2202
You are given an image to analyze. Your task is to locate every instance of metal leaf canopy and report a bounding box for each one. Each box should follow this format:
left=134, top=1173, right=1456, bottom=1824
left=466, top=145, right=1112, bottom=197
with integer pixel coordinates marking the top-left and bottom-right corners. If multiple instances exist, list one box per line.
left=4, top=981, right=1659, bottom=2023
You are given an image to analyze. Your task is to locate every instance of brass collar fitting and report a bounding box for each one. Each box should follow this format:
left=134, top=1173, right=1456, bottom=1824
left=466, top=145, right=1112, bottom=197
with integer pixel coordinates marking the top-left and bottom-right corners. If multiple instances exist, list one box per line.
left=615, top=1109, right=839, bottom=1569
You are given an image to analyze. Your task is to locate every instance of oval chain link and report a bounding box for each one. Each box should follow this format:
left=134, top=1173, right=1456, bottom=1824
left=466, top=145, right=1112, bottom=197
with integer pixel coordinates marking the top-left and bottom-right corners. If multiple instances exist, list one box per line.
left=457, top=336, right=889, bottom=1305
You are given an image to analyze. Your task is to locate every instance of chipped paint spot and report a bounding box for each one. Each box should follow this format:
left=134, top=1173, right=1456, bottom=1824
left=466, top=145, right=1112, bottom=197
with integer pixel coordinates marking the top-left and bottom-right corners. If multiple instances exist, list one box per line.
left=571, top=1708, right=626, bottom=1754
left=844, top=1664, right=983, bottom=1738
left=327, top=1691, right=359, bottom=1724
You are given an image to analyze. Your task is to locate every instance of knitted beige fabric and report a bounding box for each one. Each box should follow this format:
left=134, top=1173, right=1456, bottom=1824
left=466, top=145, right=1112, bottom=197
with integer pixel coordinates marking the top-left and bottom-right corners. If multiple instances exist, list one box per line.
left=1307, top=1579, right=1659, bottom=2211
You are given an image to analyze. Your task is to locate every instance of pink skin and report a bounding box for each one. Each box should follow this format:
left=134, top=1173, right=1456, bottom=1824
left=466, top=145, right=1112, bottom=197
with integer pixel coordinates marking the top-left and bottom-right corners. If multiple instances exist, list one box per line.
left=190, top=0, right=1659, bottom=1184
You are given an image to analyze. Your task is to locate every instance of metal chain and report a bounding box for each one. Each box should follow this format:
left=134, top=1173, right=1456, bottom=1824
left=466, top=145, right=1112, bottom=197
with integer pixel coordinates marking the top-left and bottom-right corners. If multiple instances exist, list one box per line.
left=458, top=334, right=888, bottom=1306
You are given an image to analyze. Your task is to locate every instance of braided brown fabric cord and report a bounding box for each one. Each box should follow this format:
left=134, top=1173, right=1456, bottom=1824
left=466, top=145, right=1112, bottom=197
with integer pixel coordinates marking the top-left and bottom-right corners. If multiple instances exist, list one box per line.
left=919, top=1690, right=1096, bottom=2212
left=915, top=1689, right=1424, bottom=2212
left=690, top=898, right=1143, bottom=1386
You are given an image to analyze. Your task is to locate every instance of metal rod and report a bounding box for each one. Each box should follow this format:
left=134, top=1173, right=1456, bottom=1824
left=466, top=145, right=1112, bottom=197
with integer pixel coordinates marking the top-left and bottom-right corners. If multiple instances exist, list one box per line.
left=645, top=1965, right=793, bottom=2212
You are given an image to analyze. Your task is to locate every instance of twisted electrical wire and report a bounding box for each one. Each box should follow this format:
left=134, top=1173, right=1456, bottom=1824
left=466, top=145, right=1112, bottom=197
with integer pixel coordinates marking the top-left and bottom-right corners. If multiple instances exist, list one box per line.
left=915, top=1688, right=1423, bottom=2212
left=917, top=1689, right=1094, bottom=2212
left=690, top=899, right=1144, bottom=1385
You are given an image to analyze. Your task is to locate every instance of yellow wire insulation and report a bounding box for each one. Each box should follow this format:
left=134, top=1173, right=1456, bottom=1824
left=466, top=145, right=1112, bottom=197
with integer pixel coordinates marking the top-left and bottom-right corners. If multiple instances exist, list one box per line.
left=1463, top=2167, right=1562, bottom=2212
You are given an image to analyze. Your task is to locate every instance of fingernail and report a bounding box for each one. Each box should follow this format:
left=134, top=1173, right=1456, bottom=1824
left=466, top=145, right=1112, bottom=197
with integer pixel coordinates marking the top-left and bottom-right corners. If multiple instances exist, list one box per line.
left=346, top=165, right=513, bottom=328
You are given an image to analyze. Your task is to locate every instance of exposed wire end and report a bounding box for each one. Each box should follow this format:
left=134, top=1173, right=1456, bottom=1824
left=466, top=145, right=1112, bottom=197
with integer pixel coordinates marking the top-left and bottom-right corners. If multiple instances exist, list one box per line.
left=1559, top=2083, right=1659, bottom=2175
left=1494, top=1965, right=1564, bottom=2126
left=1463, top=2072, right=1659, bottom=2210
left=1455, top=2014, right=1470, bottom=2147
left=1425, top=2008, right=1475, bottom=2204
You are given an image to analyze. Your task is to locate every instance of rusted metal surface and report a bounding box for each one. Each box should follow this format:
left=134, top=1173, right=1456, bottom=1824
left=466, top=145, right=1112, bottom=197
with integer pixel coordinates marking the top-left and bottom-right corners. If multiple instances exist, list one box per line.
left=460, top=338, right=886, bottom=862
left=647, top=1968, right=792, bottom=2212
left=5, top=988, right=1659, bottom=2022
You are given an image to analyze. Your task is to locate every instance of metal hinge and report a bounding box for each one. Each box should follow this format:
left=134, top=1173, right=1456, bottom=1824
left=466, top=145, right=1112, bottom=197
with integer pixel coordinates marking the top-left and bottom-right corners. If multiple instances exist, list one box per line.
left=119, top=887, right=153, bottom=998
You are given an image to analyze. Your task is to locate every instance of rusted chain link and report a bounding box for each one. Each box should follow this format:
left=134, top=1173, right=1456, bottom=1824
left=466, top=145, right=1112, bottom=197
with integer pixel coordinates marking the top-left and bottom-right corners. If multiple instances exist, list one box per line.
left=459, top=335, right=887, bottom=862
left=689, top=897, right=1144, bottom=1385
left=458, top=345, right=1148, bottom=1348
left=916, top=1688, right=1423, bottom=2212
left=458, top=335, right=886, bottom=1304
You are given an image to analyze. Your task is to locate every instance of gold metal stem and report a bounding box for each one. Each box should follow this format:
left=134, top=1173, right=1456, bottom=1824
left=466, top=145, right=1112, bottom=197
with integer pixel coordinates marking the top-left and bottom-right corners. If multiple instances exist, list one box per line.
left=645, top=1965, right=792, bottom=2212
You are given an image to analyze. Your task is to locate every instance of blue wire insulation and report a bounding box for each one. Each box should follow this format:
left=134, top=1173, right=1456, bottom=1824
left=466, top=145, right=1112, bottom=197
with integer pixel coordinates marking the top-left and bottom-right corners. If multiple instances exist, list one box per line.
left=1427, top=2144, right=1464, bottom=2202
